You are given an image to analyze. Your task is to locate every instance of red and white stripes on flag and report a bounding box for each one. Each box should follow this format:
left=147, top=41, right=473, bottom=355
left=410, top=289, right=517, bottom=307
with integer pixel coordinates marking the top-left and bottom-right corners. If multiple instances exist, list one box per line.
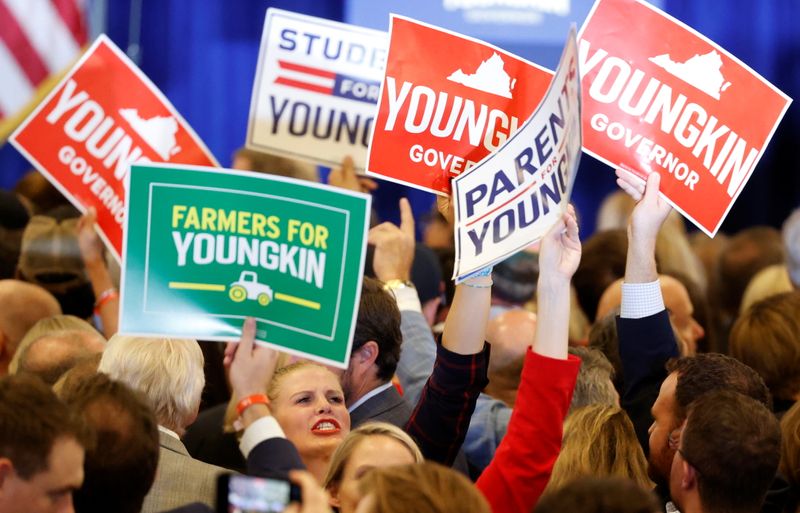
left=0, top=0, right=87, bottom=121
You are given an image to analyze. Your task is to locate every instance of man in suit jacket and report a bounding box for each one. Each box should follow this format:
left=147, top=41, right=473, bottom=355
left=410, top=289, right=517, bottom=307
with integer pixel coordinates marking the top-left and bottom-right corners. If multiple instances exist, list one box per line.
left=99, top=334, right=227, bottom=513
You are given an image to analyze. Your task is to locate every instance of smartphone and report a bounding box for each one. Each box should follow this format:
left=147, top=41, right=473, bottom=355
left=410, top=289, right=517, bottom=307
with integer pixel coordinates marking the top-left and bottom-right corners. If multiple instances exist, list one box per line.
left=216, top=473, right=301, bottom=513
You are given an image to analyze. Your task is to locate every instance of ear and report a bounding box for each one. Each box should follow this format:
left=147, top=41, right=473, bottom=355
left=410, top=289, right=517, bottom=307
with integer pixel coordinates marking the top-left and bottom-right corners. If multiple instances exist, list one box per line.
left=681, top=459, right=698, bottom=491
left=0, top=458, right=14, bottom=489
left=355, top=341, right=380, bottom=368
left=328, top=483, right=341, bottom=508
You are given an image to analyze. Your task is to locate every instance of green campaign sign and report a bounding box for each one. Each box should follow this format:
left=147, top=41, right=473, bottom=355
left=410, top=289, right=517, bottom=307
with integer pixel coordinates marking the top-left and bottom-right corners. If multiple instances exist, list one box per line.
left=120, top=163, right=371, bottom=368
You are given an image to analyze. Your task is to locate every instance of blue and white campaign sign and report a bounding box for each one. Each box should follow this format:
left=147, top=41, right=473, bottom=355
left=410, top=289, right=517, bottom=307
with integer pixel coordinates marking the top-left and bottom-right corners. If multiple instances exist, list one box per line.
left=452, top=27, right=582, bottom=282
left=247, top=9, right=387, bottom=171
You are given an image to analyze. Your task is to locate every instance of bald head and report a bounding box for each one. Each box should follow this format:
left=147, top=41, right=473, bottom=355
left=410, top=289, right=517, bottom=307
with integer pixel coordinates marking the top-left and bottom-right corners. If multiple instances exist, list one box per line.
left=17, top=329, right=105, bottom=385
left=0, top=279, right=61, bottom=373
left=596, top=276, right=704, bottom=354
left=486, top=309, right=536, bottom=405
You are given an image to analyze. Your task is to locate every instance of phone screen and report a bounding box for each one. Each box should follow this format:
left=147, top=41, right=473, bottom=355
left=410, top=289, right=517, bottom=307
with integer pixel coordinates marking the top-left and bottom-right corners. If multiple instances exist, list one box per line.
left=226, top=474, right=292, bottom=513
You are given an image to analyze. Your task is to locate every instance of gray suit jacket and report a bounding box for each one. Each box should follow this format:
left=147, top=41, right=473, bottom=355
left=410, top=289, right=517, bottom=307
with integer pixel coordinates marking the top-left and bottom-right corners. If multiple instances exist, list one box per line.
left=142, top=431, right=227, bottom=513
left=349, top=385, right=413, bottom=429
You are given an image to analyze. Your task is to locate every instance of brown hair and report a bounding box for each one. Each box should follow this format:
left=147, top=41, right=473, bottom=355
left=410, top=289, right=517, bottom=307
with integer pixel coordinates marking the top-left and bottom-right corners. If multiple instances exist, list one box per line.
left=354, top=277, right=402, bottom=381
left=681, top=391, right=780, bottom=513
left=730, top=291, right=800, bottom=402
left=0, top=374, right=89, bottom=479
left=61, top=373, right=159, bottom=513
left=573, top=229, right=628, bottom=321
left=536, top=476, right=660, bottom=513
left=358, top=462, right=490, bottom=513
left=323, top=422, right=424, bottom=490
left=714, top=226, right=785, bottom=320
left=666, top=353, right=771, bottom=421
left=546, top=405, right=652, bottom=493
left=780, top=401, right=800, bottom=482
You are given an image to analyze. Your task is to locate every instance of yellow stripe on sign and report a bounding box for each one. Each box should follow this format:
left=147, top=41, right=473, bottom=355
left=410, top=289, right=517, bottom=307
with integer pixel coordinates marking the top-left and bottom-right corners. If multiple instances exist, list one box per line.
left=168, top=282, right=226, bottom=292
left=274, top=293, right=321, bottom=310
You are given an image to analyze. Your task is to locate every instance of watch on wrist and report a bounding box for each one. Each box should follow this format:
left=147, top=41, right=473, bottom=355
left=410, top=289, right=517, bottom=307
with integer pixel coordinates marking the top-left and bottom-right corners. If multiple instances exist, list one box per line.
left=382, top=279, right=415, bottom=291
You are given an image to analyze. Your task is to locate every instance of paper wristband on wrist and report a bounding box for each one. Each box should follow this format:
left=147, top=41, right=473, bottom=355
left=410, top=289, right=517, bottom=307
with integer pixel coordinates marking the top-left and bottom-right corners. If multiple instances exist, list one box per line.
left=93, top=288, right=119, bottom=314
left=236, top=394, right=270, bottom=416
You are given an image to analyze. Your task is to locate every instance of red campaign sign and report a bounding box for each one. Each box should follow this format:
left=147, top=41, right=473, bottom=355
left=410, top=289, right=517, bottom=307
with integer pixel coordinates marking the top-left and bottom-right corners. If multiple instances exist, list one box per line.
left=10, top=35, right=218, bottom=260
left=579, top=0, right=791, bottom=236
left=366, top=15, right=554, bottom=195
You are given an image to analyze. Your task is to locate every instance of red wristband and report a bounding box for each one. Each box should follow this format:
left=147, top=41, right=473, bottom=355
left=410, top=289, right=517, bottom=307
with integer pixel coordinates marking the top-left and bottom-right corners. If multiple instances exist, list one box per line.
left=236, top=394, right=270, bottom=416
left=93, top=288, right=119, bottom=315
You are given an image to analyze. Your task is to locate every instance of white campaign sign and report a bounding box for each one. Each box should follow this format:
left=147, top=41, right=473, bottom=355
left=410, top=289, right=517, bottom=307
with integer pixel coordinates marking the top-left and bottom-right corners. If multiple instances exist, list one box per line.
left=247, top=8, right=387, bottom=171
left=452, top=27, right=582, bottom=281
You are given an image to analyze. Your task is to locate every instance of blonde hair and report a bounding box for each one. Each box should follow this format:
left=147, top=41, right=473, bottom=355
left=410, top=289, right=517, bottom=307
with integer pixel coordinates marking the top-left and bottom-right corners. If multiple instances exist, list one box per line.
left=223, top=358, right=331, bottom=433
left=323, top=422, right=424, bottom=490
left=359, top=462, right=490, bottom=513
left=10, top=314, right=103, bottom=374
left=546, top=404, right=652, bottom=493
left=740, top=264, right=793, bottom=314
left=99, top=335, right=204, bottom=432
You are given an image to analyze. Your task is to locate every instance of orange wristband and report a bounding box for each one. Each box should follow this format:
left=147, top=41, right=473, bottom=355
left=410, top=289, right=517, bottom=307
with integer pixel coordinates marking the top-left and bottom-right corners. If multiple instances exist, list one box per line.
left=236, top=394, right=270, bottom=416
left=93, top=288, right=119, bottom=315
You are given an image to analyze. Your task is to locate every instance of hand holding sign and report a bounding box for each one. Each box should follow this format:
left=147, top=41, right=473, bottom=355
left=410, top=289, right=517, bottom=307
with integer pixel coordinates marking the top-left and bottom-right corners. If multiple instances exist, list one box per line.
left=616, top=170, right=672, bottom=247
left=368, top=198, right=415, bottom=282
left=538, top=205, right=581, bottom=287
left=225, top=317, right=281, bottom=400
left=327, top=155, right=378, bottom=194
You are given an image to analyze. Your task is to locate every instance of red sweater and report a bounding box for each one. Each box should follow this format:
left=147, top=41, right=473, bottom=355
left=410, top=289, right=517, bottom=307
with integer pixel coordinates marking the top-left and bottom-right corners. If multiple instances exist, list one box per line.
left=476, top=350, right=580, bottom=513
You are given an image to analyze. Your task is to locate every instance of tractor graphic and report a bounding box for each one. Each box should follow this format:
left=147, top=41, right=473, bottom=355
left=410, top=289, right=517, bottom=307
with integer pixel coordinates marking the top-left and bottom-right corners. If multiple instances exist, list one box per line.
left=228, top=271, right=273, bottom=306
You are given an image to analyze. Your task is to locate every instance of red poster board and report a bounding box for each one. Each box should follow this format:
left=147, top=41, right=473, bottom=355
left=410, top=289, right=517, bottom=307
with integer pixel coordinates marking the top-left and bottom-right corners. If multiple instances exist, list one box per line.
left=10, top=35, right=218, bottom=259
left=579, top=0, right=791, bottom=236
left=367, top=15, right=554, bottom=195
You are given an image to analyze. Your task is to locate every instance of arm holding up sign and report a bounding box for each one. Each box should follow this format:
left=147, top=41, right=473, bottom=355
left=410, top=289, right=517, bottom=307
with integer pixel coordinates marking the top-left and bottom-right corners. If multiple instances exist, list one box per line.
left=368, top=196, right=489, bottom=465
left=613, top=170, right=680, bottom=455
left=224, top=318, right=306, bottom=478
left=475, top=208, right=581, bottom=513
left=77, top=208, right=118, bottom=338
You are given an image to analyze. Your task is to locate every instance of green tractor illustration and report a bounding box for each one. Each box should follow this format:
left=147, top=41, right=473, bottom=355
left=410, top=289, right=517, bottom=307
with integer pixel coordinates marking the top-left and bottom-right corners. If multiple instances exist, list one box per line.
left=228, top=271, right=274, bottom=306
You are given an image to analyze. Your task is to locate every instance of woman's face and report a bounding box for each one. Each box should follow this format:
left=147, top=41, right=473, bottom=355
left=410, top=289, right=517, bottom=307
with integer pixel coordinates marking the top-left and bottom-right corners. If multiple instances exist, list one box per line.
left=270, top=366, right=351, bottom=460
left=330, top=435, right=417, bottom=513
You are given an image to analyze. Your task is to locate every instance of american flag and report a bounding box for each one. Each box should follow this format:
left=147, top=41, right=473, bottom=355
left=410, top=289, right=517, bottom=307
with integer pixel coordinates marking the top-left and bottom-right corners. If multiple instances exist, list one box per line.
left=274, top=59, right=380, bottom=104
left=0, top=0, right=87, bottom=124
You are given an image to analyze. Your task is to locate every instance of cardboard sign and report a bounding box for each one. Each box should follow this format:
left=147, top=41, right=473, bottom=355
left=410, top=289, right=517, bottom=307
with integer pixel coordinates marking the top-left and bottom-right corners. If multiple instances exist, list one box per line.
left=453, top=28, right=582, bottom=281
left=9, top=35, right=218, bottom=260
left=579, top=0, right=791, bottom=236
left=247, top=8, right=387, bottom=171
left=366, top=15, right=555, bottom=195
left=119, top=163, right=370, bottom=368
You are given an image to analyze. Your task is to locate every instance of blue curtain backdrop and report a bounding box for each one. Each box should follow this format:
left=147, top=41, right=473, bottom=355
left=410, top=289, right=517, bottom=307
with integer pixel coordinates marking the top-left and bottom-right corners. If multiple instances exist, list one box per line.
left=1, top=0, right=797, bottom=236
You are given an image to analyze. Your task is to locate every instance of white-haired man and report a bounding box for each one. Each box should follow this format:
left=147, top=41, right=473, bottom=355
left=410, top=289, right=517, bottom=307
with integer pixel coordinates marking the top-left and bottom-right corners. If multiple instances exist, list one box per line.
left=98, top=336, right=225, bottom=513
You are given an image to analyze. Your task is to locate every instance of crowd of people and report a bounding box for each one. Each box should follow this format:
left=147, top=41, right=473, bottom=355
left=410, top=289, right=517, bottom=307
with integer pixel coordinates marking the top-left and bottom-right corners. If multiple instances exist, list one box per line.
left=0, top=150, right=799, bottom=513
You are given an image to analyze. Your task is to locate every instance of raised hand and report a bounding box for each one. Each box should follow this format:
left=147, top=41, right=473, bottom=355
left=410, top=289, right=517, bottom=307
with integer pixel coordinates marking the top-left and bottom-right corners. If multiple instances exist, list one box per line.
left=77, top=207, right=105, bottom=267
left=367, top=198, right=415, bottom=282
left=283, top=470, right=334, bottom=513
left=615, top=169, right=672, bottom=244
left=327, top=155, right=378, bottom=194
left=538, top=205, right=581, bottom=284
left=225, top=317, right=281, bottom=399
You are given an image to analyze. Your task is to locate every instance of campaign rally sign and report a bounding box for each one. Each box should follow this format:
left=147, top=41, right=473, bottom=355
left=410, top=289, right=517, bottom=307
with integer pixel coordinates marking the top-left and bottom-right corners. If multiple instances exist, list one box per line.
left=366, top=15, right=555, bottom=195
left=579, top=0, right=791, bottom=236
left=452, top=28, right=582, bottom=281
left=119, top=164, right=370, bottom=368
left=247, top=9, right=386, bottom=171
left=9, top=35, right=218, bottom=261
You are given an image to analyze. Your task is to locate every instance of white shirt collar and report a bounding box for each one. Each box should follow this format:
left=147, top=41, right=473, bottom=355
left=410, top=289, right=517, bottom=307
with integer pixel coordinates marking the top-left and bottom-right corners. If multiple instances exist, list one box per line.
left=158, top=425, right=180, bottom=440
left=348, top=382, right=395, bottom=413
